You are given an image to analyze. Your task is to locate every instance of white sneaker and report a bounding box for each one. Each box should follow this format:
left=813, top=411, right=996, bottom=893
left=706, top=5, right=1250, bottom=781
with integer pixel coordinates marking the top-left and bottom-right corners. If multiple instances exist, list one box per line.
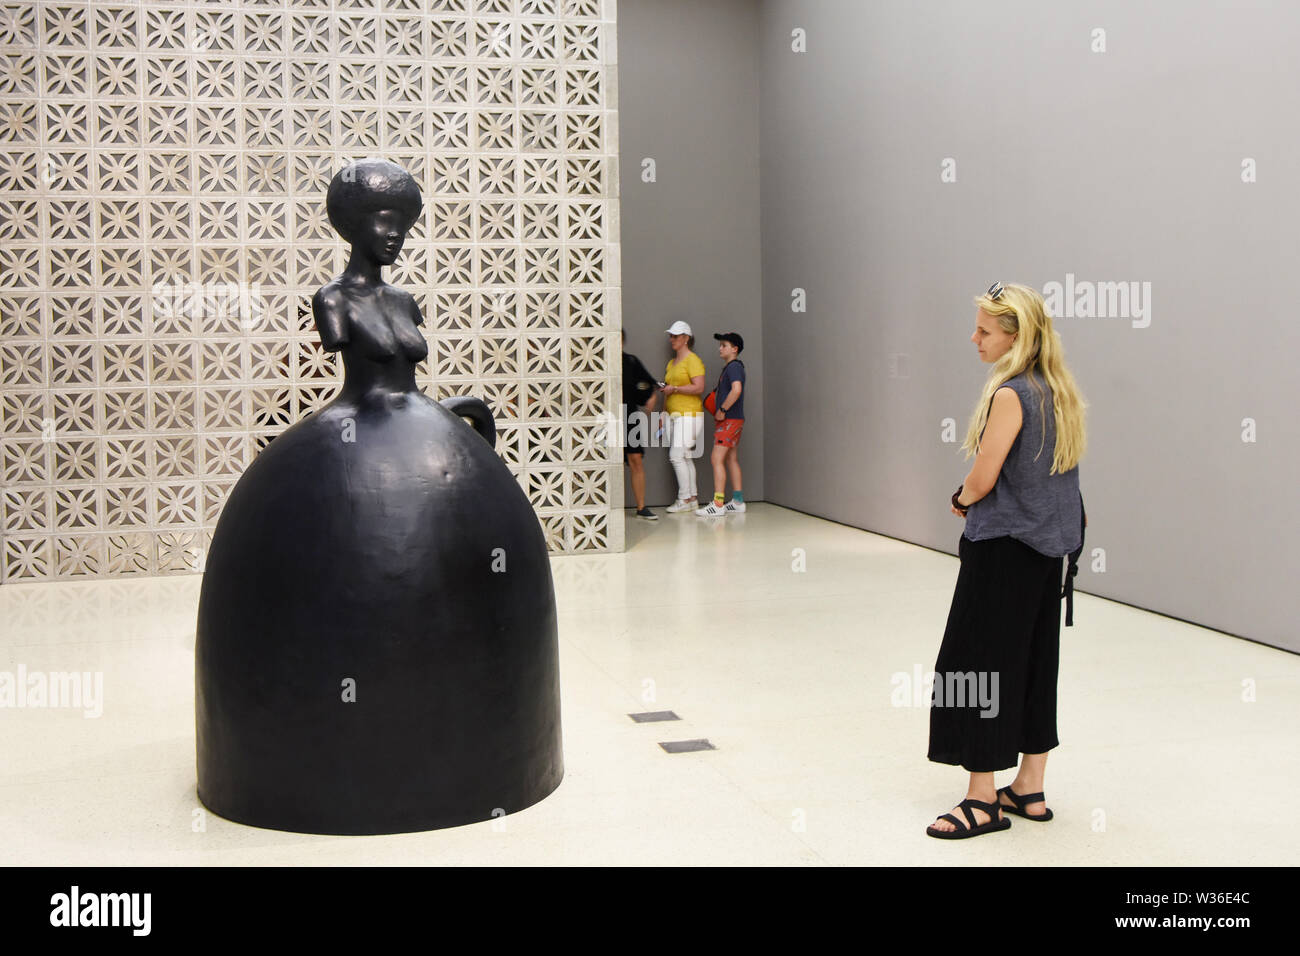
left=695, top=501, right=728, bottom=516
left=666, top=499, right=695, bottom=513
left=724, top=500, right=746, bottom=514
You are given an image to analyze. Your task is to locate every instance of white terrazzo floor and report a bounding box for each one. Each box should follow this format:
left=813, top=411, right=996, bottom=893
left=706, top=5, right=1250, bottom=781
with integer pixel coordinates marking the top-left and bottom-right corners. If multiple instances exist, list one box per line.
left=2, top=502, right=1295, bottom=865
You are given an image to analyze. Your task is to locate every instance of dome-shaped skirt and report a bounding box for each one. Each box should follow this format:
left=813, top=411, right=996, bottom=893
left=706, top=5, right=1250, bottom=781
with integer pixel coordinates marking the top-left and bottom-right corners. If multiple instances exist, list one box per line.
left=195, top=395, right=563, bottom=834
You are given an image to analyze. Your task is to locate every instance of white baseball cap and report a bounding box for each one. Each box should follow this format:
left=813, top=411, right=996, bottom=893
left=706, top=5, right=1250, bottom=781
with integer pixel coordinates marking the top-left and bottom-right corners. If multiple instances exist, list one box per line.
left=665, top=321, right=693, bottom=336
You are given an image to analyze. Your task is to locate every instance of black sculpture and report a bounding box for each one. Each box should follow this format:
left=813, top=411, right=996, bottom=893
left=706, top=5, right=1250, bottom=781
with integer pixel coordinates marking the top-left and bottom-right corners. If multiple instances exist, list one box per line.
left=195, top=159, right=564, bottom=834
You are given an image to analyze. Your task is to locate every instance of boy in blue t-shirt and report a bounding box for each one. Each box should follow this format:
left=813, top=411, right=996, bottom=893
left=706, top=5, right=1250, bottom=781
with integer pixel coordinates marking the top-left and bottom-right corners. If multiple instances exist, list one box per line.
left=696, top=332, right=747, bottom=516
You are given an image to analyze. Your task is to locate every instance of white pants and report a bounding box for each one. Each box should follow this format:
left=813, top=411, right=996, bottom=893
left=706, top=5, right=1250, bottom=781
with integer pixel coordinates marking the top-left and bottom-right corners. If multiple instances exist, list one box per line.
left=666, top=412, right=703, bottom=501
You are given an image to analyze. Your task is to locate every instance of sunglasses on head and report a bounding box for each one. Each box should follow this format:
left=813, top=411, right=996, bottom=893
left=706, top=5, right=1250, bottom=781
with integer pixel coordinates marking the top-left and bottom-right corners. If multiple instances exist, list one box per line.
left=987, top=281, right=1005, bottom=300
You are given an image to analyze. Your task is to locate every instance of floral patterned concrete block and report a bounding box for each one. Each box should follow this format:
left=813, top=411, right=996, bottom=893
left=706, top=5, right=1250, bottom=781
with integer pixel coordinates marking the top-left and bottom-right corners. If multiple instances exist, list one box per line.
left=0, top=0, right=623, bottom=581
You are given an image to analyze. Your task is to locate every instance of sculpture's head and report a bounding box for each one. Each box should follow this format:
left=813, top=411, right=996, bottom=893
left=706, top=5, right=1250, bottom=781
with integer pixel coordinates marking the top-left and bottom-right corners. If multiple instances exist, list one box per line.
left=326, top=159, right=423, bottom=266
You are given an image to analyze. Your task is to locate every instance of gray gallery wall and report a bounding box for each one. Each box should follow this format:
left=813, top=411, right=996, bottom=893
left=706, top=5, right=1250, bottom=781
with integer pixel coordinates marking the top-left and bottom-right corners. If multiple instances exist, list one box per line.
left=758, top=0, right=1298, bottom=652
left=616, top=0, right=765, bottom=508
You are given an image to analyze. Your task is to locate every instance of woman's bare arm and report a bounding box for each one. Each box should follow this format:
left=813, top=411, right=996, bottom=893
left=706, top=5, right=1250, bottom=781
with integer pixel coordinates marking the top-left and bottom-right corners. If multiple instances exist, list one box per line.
left=957, top=387, right=1022, bottom=506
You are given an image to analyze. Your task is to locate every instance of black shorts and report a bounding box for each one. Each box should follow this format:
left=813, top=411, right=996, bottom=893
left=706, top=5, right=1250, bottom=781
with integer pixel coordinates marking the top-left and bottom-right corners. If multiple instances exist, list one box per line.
left=623, top=413, right=647, bottom=462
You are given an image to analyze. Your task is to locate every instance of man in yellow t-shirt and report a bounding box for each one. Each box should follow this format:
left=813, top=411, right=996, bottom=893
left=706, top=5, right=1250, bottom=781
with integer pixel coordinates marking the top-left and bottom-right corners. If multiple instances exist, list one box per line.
left=660, top=320, right=706, bottom=510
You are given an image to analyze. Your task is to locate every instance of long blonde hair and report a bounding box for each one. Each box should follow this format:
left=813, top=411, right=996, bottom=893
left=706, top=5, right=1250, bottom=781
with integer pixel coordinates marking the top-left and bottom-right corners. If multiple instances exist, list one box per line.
left=963, top=283, right=1087, bottom=475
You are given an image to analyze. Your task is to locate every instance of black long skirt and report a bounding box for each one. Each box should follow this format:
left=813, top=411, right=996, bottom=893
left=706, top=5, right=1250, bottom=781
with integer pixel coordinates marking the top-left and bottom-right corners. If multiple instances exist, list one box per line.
left=927, top=533, right=1064, bottom=773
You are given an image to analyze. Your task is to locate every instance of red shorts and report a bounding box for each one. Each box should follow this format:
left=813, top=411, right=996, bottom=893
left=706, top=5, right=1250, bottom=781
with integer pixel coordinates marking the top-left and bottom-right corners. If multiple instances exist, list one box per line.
left=714, top=418, right=744, bottom=448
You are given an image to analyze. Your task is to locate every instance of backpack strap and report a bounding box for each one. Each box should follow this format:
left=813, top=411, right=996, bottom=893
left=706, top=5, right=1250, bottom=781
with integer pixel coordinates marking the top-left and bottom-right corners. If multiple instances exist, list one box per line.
left=713, top=360, right=738, bottom=401
left=1062, top=492, right=1085, bottom=626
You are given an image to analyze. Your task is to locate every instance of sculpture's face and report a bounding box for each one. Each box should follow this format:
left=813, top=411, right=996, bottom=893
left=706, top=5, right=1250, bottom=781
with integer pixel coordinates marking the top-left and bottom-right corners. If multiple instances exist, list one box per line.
left=360, top=208, right=408, bottom=265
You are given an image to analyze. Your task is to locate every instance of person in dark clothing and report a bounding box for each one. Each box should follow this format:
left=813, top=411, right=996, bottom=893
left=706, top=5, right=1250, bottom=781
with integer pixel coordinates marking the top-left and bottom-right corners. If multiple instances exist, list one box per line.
left=926, top=282, right=1088, bottom=840
left=621, top=329, right=659, bottom=520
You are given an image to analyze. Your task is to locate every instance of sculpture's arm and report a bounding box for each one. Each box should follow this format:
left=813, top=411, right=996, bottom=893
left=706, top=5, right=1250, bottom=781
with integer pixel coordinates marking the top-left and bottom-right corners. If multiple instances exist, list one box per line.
left=405, top=290, right=425, bottom=328
left=312, top=286, right=349, bottom=351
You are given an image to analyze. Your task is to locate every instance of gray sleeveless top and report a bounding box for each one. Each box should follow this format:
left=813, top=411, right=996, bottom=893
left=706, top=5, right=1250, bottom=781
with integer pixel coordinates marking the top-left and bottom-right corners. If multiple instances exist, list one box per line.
left=963, top=370, right=1082, bottom=558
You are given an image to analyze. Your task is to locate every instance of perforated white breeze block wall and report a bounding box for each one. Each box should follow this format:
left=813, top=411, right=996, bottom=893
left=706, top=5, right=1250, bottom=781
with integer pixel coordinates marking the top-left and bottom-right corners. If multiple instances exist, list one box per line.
left=0, top=0, right=624, bottom=581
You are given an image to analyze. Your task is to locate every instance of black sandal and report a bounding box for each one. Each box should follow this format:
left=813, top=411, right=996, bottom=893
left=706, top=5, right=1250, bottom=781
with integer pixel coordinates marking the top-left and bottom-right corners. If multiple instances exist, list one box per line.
left=997, top=785, right=1054, bottom=821
left=925, top=798, right=1011, bottom=840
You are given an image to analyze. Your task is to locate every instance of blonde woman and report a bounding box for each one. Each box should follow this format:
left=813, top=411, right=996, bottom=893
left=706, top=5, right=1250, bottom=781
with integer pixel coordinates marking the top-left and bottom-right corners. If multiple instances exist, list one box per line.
left=659, top=321, right=706, bottom=511
left=926, top=282, right=1087, bottom=840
